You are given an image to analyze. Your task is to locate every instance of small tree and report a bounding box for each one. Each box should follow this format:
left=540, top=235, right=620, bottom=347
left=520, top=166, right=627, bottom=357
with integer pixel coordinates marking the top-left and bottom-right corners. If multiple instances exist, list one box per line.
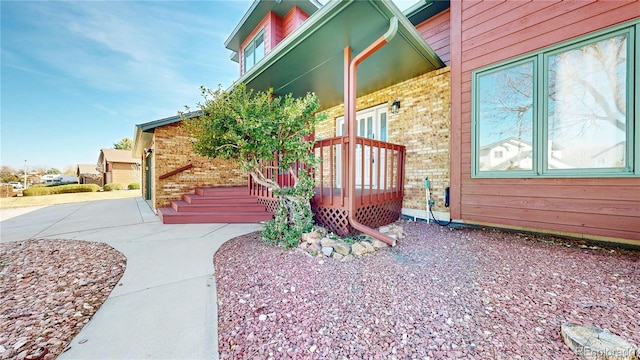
left=0, top=166, right=19, bottom=183
left=63, top=165, right=76, bottom=175
left=183, top=84, right=325, bottom=247
left=113, top=137, right=133, bottom=150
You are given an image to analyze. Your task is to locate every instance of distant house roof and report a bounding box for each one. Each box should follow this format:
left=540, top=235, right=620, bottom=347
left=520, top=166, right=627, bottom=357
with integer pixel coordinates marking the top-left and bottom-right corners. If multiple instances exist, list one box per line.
left=98, top=148, right=138, bottom=165
left=591, top=141, right=625, bottom=158
left=479, top=137, right=532, bottom=152
left=76, top=164, right=100, bottom=175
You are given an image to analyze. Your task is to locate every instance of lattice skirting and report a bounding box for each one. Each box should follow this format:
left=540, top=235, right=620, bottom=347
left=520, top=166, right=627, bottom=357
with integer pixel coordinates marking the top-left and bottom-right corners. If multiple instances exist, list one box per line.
left=258, top=198, right=279, bottom=213
left=312, top=200, right=402, bottom=236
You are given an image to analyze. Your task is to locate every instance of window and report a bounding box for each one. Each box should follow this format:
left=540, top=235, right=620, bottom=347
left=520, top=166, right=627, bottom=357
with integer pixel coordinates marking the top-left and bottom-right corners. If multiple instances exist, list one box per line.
left=472, top=22, right=637, bottom=177
left=243, top=30, right=264, bottom=73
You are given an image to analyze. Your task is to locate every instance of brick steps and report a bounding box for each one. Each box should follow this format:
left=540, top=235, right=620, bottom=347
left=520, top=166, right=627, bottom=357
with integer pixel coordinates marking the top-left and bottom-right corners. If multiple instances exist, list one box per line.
left=159, top=186, right=272, bottom=224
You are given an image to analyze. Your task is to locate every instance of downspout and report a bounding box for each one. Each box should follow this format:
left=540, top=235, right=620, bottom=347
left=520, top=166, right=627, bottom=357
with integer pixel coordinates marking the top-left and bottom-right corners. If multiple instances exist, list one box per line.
left=347, top=17, right=399, bottom=246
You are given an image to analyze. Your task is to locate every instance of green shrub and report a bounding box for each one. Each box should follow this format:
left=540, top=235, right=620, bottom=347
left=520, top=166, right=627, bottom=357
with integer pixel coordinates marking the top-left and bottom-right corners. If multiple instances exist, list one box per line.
left=23, top=187, right=52, bottom=196
left=23, top=184, right=100, bottom=196
left=127, top=182, right=140, bottom=190
left=103, top=183, right=123, bottom=191
left=56, top=184, right=100, bottom=194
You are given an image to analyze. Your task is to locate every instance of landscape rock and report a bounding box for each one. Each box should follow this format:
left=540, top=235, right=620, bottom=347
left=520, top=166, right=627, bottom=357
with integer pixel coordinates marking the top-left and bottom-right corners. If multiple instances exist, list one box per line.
left=0, top=239, right=126, bottom=360
left=561, top=323, right=638, bottom=360
left=333, top=243, right=351, bottom=256
left=351, top=243, right=366, bottom=256
left=321, top=246, right=333, bottom=257
left=362, top=242, right=375, bottom=253
left=370, top=239, right=390, bottom=249
left=320, top=238, right=337, bottom=247
left=309, top=243, right=322, bottom=253
left=301, top=232, right=321, bottom=244
left=215, top=223, right=640, bottom=359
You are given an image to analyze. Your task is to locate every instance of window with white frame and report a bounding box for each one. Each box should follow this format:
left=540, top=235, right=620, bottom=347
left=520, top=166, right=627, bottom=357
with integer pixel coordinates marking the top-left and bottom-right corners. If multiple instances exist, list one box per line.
left=243, top=30, right=265, bottom=73
left=472, top=22, right=638, bottom=177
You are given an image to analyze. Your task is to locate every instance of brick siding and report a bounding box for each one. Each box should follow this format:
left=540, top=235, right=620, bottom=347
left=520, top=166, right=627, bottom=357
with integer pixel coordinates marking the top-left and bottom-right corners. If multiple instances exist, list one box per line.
left=109, top=163, right=140, bottom=187
left=317, top=67, right=451, bottom=216
left=151, top=122, right=247, bottom=209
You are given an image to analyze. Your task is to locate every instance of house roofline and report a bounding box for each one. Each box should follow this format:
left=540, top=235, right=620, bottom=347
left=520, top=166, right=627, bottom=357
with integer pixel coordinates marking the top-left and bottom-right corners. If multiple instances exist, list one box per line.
left=132, top=110, right=202, bottom=155
left=404, top=0, right=450, bottom=25
left=224, top=0, right=321, bottom=52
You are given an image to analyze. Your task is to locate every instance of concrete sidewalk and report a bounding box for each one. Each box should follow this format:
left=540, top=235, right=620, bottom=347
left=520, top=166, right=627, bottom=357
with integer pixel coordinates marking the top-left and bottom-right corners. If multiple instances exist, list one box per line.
left=0, top=197, right=262, bottom=359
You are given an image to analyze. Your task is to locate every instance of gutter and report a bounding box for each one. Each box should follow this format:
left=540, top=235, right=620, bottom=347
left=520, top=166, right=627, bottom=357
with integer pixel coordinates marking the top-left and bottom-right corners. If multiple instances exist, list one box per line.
left=346, top=17, right=399, bottom=247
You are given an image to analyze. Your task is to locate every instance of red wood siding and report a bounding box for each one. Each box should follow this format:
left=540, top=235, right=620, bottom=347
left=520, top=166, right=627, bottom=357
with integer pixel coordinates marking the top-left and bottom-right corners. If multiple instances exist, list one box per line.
left=274, top=12, right=284, bottom=45
left=415, top=9, right=451, bottom=66
left=450, top=1, right=640, bottom=243
left=239, top=12, right=277, bottom=75
left=239, top=8, right=310, bottom=75
left=283, top=6, right=310, bottom=39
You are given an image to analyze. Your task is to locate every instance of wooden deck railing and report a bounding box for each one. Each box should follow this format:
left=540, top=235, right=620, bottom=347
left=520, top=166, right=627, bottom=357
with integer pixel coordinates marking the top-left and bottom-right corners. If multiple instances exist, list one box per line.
left=248, top=136, right=405, bottom=206
left=313, top=135, right=405, bottom=206
left=248, top=159, right=300, bottom=198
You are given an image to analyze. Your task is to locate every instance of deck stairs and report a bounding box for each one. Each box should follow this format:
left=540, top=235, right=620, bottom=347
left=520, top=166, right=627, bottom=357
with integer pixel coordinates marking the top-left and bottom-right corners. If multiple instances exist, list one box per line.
left=158, top=187, right=273, bottom=224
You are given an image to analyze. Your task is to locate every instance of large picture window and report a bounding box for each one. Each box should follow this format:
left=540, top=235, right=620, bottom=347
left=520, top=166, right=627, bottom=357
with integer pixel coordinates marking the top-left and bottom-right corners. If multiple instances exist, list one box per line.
left=243, top=30, right=264, bottom=73
left=472, top=23, right=637, bottom=177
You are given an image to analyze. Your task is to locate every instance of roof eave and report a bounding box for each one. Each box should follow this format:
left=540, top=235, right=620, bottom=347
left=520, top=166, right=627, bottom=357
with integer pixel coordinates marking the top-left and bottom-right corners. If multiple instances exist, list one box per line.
left=132, top=111, right=202, bottom=155
left=233, top=0, right=445, bottom=111
left=224, top=0, right=321, bottom=52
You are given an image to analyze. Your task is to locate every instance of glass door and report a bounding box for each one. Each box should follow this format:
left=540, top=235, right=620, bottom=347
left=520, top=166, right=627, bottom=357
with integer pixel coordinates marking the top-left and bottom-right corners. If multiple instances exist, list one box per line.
left=335, top=104, right=388, bottom=190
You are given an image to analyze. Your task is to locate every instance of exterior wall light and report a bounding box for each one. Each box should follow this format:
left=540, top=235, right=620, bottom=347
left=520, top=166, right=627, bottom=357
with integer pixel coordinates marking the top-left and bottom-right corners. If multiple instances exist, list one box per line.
left=391, top=100, right=401, bottom=114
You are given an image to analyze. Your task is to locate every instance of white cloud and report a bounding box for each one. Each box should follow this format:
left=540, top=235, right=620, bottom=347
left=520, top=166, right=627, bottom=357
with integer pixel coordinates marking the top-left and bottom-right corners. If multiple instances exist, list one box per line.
left=4, top=1, right=242, bottom=115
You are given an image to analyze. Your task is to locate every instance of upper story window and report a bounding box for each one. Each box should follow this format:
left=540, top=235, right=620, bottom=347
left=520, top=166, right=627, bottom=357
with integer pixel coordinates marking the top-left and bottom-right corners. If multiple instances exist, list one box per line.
left=243, top=30, right=265, bottom=73
left=472, top=21, right=638, bottom=178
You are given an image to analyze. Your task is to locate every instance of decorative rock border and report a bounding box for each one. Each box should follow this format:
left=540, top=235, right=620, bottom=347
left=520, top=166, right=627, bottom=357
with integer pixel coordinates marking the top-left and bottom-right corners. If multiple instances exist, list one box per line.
left=297, top=223, right=406, bottom=259
left=561, top=323, right=638, bottom=360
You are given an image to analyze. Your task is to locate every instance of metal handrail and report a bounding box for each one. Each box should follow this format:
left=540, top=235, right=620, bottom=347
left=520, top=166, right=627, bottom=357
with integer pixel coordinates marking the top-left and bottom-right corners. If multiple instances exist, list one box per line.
left=158, top=163, right=193, bottom=180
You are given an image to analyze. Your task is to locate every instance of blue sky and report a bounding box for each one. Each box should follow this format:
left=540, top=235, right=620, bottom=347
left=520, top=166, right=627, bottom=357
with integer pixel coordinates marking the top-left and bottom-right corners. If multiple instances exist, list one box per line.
left=1, top=0, right=414, bottom=172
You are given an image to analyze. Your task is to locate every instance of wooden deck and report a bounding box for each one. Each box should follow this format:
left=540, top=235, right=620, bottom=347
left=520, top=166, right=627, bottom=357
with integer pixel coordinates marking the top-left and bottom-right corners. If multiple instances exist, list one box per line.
left=312, top=187, right=403, bottom=207
left=249, top=136, right=406, bottom=235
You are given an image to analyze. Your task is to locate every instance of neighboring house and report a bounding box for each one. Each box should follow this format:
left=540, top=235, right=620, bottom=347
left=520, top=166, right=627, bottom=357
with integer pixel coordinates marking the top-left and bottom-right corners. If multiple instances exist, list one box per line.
left=97, top=149, right=141, bottom=187
left=590, top=141, right=626, bottom=169
left=133, top=0, right=639, bottom=246
left=76, top=164, right=102, bottom=185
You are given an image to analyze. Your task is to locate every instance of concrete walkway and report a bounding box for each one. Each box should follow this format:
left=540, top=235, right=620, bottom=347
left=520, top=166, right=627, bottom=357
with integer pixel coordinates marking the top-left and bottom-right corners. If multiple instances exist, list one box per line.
left=0, top=197, right=263, bottom=359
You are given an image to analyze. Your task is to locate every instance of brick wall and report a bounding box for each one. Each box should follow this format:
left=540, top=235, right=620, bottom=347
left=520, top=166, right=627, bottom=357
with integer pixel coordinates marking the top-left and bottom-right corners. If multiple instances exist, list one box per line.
left=110, top=163, right=140, bottom=187
left=0, top=184, right=14, bottom=198
left=317, top=67, right=451, bottom=217
left=152, top=122, right=247, bottom=209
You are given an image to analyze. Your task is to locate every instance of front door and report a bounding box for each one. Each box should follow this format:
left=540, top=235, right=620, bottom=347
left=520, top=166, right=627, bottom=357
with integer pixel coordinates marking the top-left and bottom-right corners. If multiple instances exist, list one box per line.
left=145, top=155, right=153, bottom=200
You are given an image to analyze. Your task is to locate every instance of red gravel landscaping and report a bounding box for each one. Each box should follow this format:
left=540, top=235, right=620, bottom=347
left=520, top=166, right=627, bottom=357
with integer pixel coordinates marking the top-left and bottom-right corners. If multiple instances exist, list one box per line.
left=0, top=240, right=126, bottom=360
left=214, top=221, right=640, bottom=359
